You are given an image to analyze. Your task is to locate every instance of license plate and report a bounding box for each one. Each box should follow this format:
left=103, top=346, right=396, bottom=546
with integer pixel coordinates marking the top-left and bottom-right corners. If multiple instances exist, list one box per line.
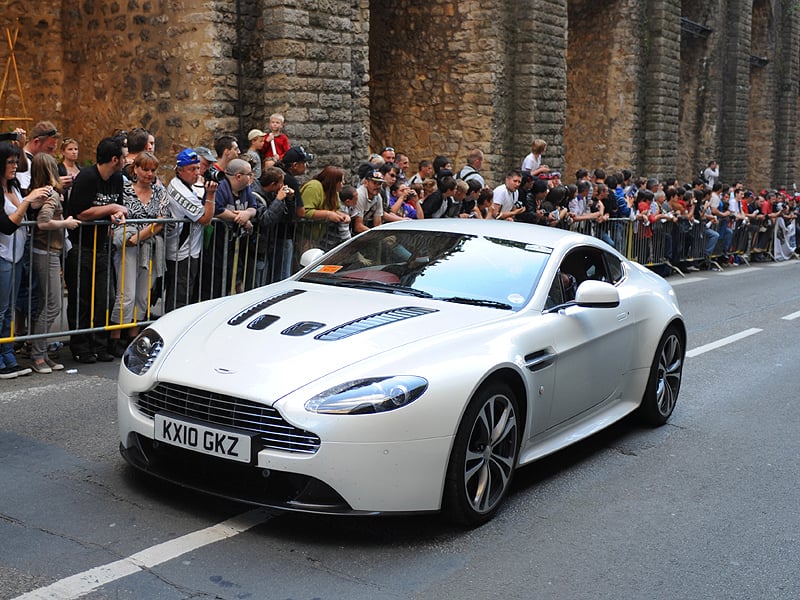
left=154, top=413, right=255, bottom=463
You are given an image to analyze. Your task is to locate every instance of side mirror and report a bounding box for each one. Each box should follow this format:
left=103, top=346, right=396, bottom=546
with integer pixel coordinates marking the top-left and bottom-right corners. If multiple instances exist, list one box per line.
left=574, top=280, right=619, bottom=308
left=299, top=248, right=324, bottom=267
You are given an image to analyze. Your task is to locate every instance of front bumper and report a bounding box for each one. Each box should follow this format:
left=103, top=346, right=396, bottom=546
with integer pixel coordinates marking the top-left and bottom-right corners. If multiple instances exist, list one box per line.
left=118, top=388, right=454, bottom=514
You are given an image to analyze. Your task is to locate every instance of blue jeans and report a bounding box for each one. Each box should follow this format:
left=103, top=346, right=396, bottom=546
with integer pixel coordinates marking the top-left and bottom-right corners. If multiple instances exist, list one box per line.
left=704, top=227, right=720, bottom=256
left=0, top=257, right=23, bottom=368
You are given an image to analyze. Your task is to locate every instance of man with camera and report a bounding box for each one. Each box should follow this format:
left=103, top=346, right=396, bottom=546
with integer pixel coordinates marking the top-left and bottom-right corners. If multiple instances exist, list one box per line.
left=164, top=148, right=217, bottom=311
left=202, top=135, right=240, bottom=185
left=491, top=169, right=524, bottom=221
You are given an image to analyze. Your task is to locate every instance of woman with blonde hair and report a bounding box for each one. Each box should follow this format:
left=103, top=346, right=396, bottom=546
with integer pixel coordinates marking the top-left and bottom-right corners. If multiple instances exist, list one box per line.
left=57, top=137, right=81, bottom=207
left=29, top=153, right=80, bottom=373
left=521, top=138, right=550, bottom=177
left=109, top=151, right=170, bottom=355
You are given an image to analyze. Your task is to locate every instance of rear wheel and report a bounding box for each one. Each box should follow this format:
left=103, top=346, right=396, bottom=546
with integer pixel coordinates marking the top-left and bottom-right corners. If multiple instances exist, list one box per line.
left=443, top=383, right=520, bottom=527
left=639, top=326, right=684, bottom=426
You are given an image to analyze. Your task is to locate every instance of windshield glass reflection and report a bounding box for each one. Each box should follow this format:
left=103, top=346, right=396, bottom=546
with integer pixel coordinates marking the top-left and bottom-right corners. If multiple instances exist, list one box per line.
left=299, top=230, right=550, bottom=311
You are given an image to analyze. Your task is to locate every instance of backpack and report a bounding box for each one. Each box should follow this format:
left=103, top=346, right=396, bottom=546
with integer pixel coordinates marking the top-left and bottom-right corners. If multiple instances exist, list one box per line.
left=458, top=166, right=481, bottom=185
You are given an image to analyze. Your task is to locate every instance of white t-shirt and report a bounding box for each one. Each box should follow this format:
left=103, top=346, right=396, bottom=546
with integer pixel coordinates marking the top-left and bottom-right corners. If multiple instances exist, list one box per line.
left=1, top=188, right=27, bottom=263
left=521, top=153, right=541, bottom=173
left=166, top=177, right=205, bottom=261
left=492, top=184, right=518, bottom=214
left=15, top=152, right=33, bottom=191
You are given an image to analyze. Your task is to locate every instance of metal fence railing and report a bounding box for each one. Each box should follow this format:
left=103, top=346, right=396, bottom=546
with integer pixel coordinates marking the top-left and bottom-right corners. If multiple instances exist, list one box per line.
left=0, top=213, right=787, bottom=347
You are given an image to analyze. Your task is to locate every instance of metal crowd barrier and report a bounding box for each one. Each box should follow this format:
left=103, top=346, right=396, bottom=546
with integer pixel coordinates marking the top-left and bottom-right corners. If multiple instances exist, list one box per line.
left=569, top=216, right=769, bottom=273
left=0, top=212, right=785, bottom=346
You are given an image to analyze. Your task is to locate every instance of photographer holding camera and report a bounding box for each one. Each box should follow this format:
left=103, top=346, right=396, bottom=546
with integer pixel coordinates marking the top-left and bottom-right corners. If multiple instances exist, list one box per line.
left=491, top=169, right=524, bottom=221
left=202, top=135, right=240, bottom=185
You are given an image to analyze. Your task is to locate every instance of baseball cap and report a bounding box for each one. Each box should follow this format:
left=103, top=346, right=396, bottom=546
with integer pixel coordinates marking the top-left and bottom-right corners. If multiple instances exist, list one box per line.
left=366, top=169, right=384, bottom=182
left=248, top=129, right=267, bottom=141
left=193, top=146, right=216, bottom=162
left=283, top=146, right=314, bottom=165
left=176, top=148, right=200, bottom=167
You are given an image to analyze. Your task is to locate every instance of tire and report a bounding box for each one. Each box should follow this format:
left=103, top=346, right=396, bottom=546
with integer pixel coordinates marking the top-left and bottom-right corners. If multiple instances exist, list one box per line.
left=443, top=383, right=520, bottom=527
left=639, top=326, right=684, bottom=426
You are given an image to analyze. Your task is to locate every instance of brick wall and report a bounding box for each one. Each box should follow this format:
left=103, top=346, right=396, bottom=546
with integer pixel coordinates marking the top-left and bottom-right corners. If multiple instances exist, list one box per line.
left=565, top=0, right=645, bottom=177
left=2, top=1, right=800, bottom=189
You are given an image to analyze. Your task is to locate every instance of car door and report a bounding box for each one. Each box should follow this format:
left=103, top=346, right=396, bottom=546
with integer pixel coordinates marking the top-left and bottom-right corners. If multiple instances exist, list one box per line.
left=544, top=246, right=635, bottom=428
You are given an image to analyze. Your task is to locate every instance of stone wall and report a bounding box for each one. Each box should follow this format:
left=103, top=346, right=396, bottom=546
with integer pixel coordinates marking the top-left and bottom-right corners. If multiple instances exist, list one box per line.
left=642, top=0, right=682, bottom=179
left=2, top=1, right=800, bottom=189
left=369, top=0, right=509, bottom=178
left=513, top=0, right=568, bottom=176
left=747, top=0, right=776, bottom=190
left=677, top=0, right=721, bottom=181
left=261, top=0, right=369, bottom=171
left=565, top=0, right=645, bottom=177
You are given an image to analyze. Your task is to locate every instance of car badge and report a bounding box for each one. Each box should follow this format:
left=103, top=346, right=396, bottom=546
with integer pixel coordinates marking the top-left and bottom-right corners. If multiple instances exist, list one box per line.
left=214, top=367, right=237, bottom=375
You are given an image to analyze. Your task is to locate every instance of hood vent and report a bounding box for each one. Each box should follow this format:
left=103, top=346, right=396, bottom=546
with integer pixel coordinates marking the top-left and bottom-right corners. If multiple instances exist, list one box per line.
left=247, top=314, right=280, bottom=330
left=282, top=321, right=326, bottom=336
left=315, top=306, right=437, bottom=341
left=228, top=289, right=304, bottom=326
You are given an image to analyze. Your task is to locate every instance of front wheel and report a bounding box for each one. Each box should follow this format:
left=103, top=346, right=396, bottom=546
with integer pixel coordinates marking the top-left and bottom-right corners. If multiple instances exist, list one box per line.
left=639, top=326, right=684, bottom=426
left=443, top=383, right=520, bottom=527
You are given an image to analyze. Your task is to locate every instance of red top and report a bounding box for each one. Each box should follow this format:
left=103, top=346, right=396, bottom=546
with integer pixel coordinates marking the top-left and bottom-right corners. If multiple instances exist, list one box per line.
left=261, top=133, right=290, bottom=159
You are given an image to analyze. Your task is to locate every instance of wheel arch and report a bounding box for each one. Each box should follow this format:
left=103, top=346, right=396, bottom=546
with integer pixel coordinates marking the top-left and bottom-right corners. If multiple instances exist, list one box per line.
left=473, top=367, right=529, bottom=436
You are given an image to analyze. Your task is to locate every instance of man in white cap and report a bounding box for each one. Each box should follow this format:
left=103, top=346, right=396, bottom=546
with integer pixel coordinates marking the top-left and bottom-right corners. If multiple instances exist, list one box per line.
left=244, top=129, right=266, bottom=180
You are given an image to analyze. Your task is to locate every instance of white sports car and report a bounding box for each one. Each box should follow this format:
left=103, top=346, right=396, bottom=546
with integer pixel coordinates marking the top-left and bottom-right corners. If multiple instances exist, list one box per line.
left=118, top=219, right=685, bottom=526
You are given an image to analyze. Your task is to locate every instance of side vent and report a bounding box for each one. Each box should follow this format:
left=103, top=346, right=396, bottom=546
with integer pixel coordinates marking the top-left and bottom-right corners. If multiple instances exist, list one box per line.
left=227, top=289, right=304, bottom=326
left=282, top=321, right=326, bottom=336
left=315, top=306, right=437, bottom=341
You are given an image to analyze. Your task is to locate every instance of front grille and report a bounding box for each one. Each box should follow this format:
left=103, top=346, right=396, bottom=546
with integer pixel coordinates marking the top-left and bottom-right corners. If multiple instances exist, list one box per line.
left=137, top=383, right=320, bottom=454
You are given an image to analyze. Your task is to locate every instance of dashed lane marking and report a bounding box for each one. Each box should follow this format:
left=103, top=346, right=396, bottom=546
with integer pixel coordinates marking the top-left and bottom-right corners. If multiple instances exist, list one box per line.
left=686, top=328, right=763, bottom=358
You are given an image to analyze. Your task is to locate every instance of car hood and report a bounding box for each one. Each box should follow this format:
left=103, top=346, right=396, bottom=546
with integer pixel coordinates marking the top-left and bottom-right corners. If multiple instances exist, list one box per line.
left=154, top=282, right=506, bottom=403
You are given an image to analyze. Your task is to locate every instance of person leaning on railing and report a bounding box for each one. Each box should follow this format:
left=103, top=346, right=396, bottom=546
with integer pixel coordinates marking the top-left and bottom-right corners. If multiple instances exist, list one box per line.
left=0, top=141, right=51, bottom=379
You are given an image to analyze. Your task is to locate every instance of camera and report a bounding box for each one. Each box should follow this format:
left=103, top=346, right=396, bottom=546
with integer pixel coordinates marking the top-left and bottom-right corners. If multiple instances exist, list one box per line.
left=203, top=164, right=226, bottom=183
left=0, top=132, right=20, bottom=142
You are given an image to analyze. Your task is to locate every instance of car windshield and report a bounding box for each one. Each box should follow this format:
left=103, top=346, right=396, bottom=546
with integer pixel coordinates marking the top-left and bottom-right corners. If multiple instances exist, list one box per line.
left=299, top=230, right=551, bottom=311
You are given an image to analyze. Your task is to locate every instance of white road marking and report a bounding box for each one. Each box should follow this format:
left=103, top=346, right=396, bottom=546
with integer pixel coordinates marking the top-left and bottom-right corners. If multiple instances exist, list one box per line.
left=782, top=310, right=800, bottom=321
left=13, top=509, right=271, bottom=600
left=668, top=277, right=706, bottom=287
left=686, top=328, right=763, bottom=358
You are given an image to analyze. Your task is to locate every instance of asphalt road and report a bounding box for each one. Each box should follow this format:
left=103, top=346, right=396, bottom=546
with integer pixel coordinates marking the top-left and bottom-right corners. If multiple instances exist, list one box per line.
left=1, top=259, right=799, bottom=600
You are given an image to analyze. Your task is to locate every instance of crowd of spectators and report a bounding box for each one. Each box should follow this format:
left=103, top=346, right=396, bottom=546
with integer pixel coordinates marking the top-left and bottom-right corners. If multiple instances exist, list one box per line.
left=1, top=122, right=798, bottom=377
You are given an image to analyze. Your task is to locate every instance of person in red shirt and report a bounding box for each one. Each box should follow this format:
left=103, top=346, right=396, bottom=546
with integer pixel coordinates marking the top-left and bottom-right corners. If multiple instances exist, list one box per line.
left=262, top=113, right=290, bottom=161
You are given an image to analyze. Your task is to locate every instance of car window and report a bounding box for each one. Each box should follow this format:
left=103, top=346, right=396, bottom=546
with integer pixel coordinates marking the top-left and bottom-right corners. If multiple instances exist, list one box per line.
left=301, top=230, right=551, bottom=311
left=558, top=247, right=609, bottom=286
left=605, top=252, right=624, bottom=284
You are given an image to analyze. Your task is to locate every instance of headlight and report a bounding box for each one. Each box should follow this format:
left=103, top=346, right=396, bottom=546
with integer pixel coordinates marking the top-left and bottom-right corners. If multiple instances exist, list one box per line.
left=123, top=328, right=164, bottom=375
left=304, top=376, right=428, bottom=415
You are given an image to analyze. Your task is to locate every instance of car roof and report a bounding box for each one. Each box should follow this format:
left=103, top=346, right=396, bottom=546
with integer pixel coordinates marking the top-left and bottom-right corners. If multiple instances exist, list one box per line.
left=375, top=218, right=598, bottom=253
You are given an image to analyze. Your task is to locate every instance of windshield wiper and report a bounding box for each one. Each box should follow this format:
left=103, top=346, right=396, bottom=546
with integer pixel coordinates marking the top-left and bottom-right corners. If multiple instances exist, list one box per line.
left=436, top=296, right=513, bottom=310
left=322, top=278, right=433, bottom=298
